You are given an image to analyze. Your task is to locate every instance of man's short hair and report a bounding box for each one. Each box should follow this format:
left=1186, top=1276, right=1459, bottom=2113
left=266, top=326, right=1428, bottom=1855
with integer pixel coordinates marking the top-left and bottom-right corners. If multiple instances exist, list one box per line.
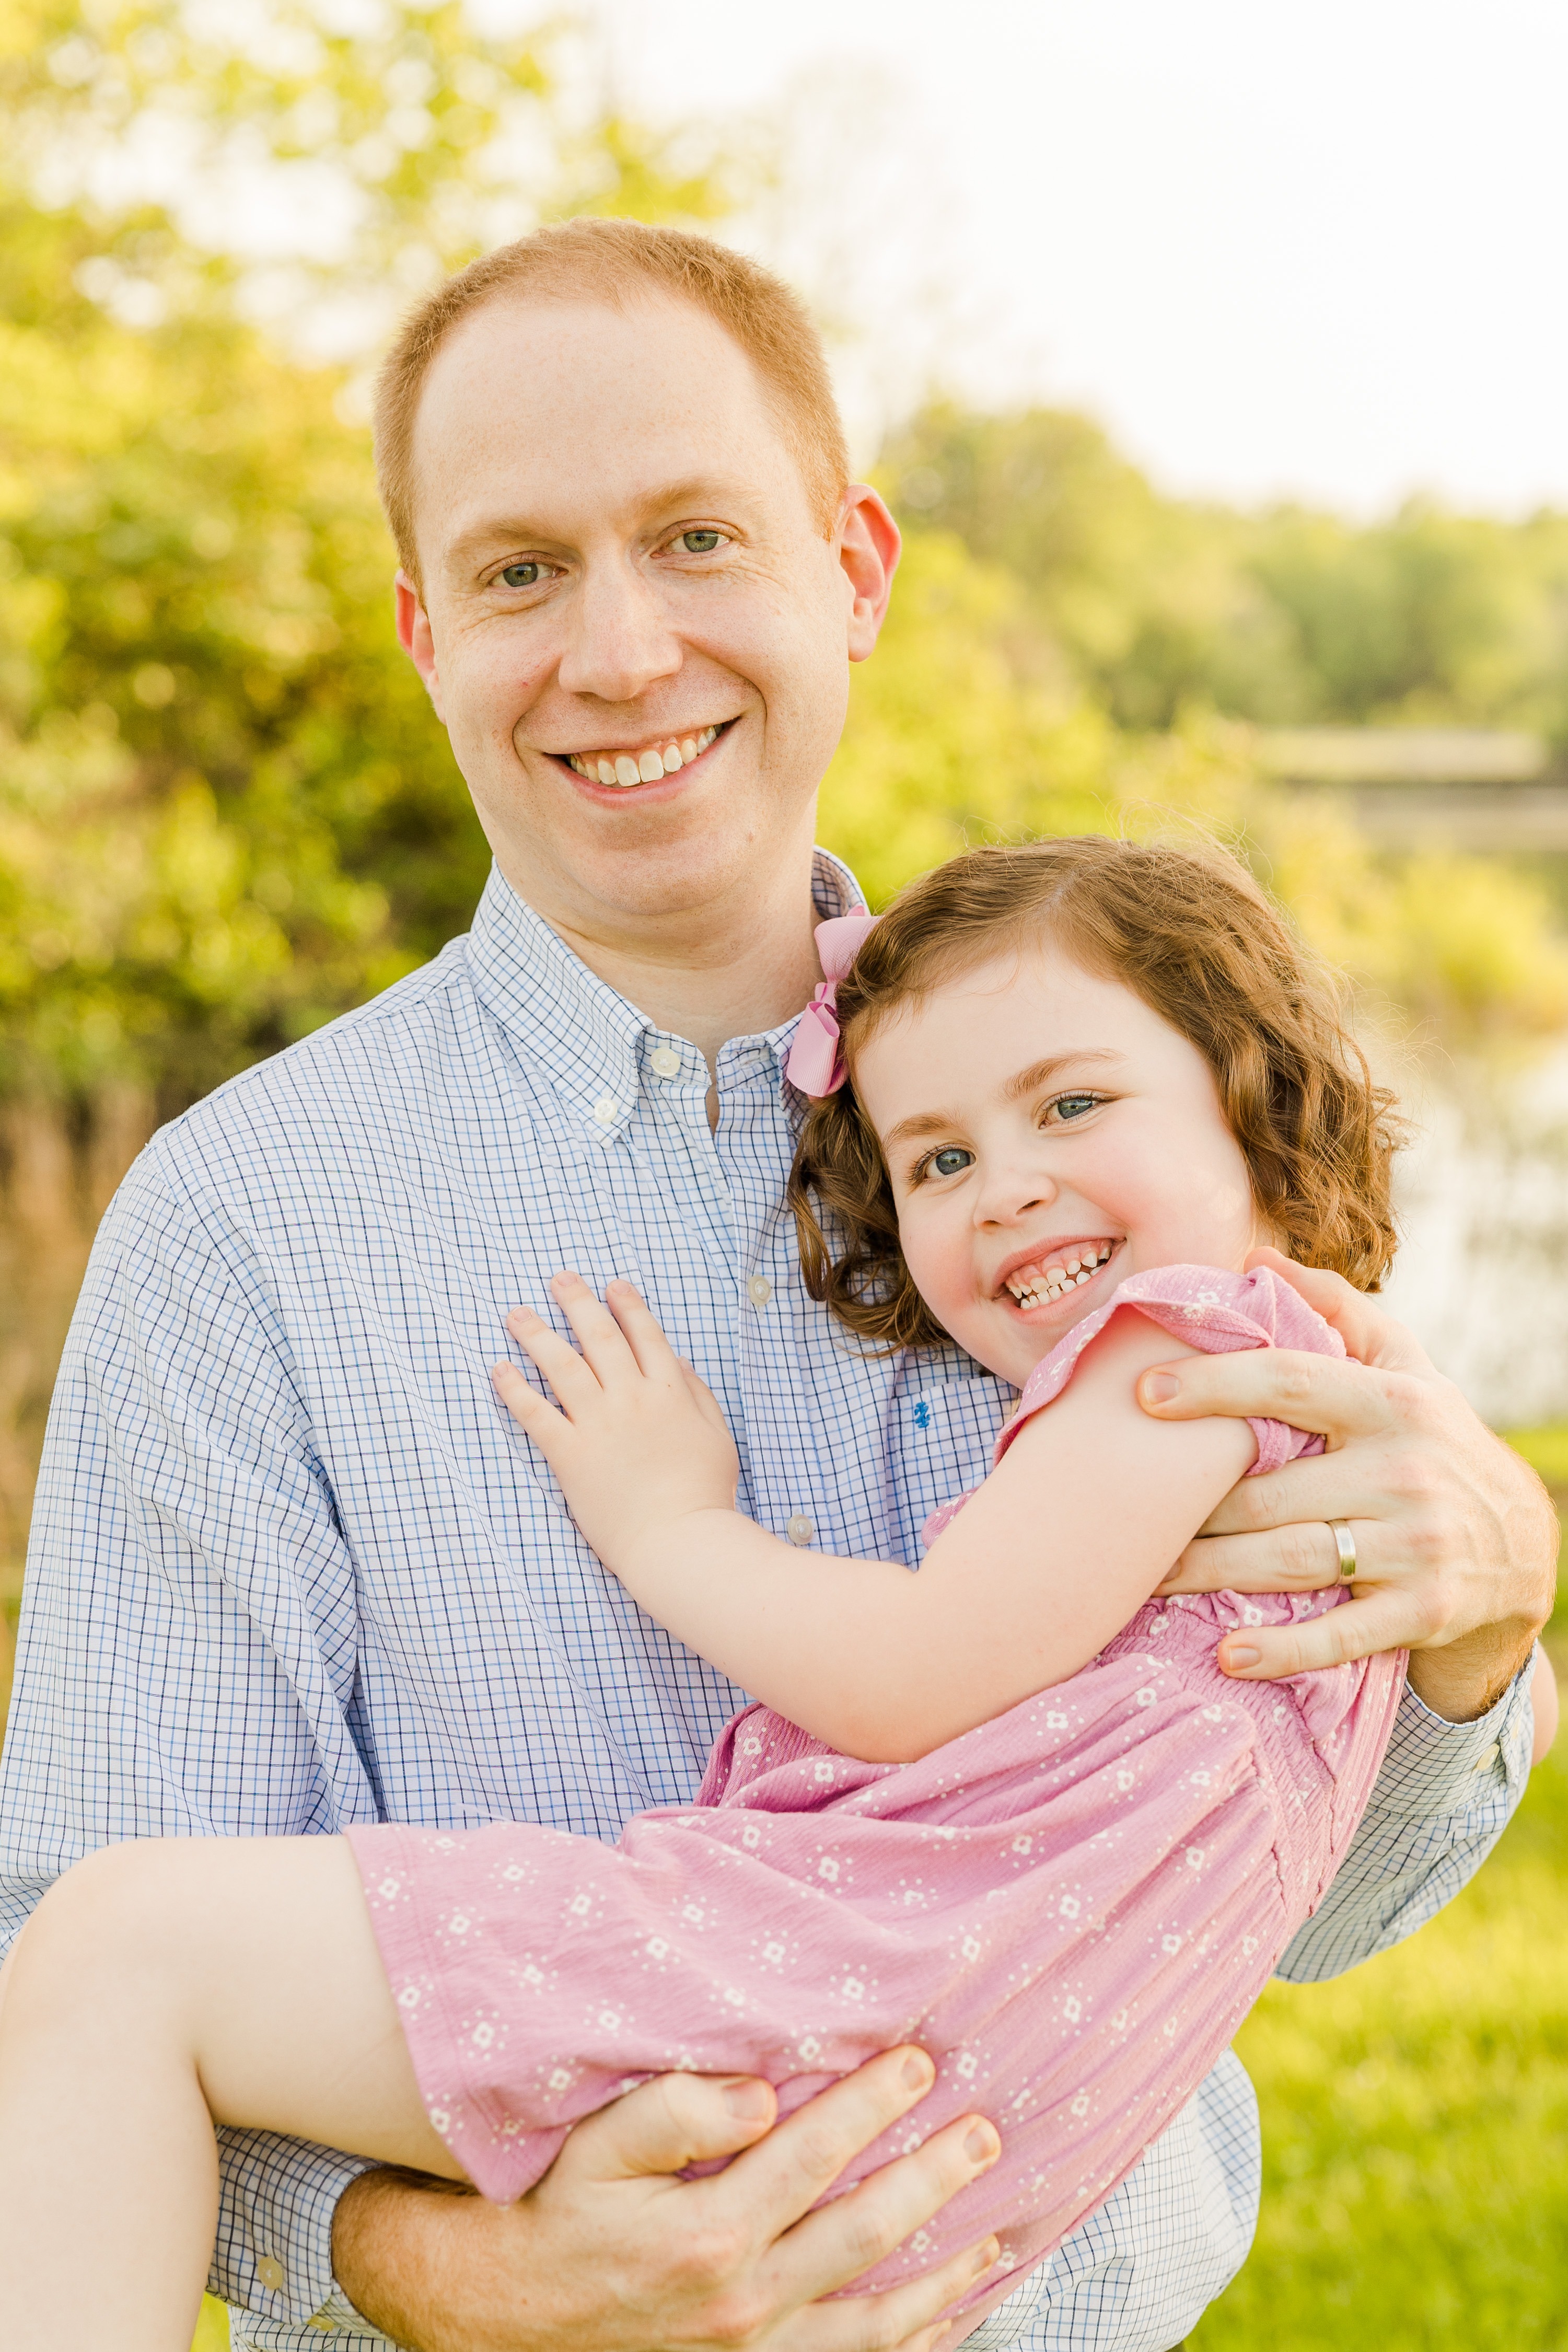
left=374, top=217, right=851, bottom=586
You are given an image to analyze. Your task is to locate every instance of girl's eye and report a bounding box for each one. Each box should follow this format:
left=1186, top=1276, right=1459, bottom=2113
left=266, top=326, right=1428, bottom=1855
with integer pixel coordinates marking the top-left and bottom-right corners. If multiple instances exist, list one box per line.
left=1049, top=1093, right=1102, bottom=1124
left=928, top=1146, right=974, bottom=1178
left=674, top=529, right=725, bottom=554
left=499, top=560, right=548, bottom=588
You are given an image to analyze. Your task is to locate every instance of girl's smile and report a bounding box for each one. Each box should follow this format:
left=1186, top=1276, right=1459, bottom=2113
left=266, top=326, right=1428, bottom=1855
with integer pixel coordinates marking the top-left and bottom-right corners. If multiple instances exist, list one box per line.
left=851, top=944, right=1267, bottom=1388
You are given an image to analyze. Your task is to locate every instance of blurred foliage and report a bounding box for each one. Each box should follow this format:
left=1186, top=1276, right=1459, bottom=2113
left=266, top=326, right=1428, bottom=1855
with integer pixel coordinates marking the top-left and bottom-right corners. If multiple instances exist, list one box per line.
left=2, top=0, right=1567, bottom=1118
left=884, top=402, right=1568, bottom=740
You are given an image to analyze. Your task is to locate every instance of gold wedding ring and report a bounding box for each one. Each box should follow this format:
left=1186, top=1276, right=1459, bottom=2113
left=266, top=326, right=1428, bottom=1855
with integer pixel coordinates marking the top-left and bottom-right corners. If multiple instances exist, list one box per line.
left=1328, top=1519, right=1357, bottom=1583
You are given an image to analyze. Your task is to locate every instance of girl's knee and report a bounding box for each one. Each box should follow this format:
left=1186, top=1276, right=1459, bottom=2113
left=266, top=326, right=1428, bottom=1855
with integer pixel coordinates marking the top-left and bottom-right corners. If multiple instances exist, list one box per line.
left=16, top=1841, right=194, bottom=2017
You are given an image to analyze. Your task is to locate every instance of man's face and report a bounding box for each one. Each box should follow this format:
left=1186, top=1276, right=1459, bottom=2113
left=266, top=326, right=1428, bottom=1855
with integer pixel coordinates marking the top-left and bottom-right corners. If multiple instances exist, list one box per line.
left=399, top=293, right=896, bottom=934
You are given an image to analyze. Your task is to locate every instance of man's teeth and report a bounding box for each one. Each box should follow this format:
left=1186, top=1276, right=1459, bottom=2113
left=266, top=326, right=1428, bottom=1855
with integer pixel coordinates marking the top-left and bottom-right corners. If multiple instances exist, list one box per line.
left=567, top=725, right=719, bottom=787
left=1005, top=1243, right=1117, bottom=1309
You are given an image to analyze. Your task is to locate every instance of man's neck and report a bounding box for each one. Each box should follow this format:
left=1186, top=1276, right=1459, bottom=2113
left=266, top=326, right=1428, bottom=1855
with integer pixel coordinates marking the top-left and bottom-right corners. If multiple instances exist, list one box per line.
left=507, top=849, right=829, bottom=1074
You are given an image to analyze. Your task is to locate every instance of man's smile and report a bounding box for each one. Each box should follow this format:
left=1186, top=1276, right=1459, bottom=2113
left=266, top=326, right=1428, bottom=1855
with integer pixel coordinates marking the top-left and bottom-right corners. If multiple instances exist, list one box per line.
left=554, top=720, right=733, bottom=790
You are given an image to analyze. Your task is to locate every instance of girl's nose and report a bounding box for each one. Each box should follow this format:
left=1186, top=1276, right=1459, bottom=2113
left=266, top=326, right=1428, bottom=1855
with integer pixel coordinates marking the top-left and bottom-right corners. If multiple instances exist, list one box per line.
left=973, top=1157, right=1058, bottom=1227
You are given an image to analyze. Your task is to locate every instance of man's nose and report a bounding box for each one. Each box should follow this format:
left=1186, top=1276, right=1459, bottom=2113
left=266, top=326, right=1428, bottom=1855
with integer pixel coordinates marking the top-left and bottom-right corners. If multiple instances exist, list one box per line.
left=556, top=557, right=683, bottom=704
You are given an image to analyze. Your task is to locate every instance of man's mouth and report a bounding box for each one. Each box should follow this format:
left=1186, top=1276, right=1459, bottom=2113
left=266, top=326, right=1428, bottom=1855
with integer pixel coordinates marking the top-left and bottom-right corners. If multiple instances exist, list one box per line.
left=999, top=1238, right=1120, bottom=1312
left=561, top=723, right=724, bottom=789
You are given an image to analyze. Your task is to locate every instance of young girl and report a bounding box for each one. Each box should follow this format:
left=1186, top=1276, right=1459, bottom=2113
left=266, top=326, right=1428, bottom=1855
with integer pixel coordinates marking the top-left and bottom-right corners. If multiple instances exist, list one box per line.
left=0, top=837, right=1416, bottom=2350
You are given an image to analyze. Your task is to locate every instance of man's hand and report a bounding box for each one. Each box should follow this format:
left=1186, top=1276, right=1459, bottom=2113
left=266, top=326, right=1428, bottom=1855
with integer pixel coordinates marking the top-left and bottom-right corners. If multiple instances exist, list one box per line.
left=1139, top=1249, right=1558, bottom=1717
left=332, top=2048, right=1002, bottom=2352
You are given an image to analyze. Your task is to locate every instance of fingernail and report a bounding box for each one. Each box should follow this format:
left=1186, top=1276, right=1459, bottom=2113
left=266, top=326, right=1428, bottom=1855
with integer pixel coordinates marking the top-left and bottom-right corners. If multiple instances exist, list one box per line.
left=901, top=2048, right=936, bottom=2092
left=963, top=2121, right=1000, bottom=2167
left=722, top=2078, right=773, bottom=2121
left=973, top=2238, right=1001, bottom=2277
left=1141, top=1372, right=1180, bottom=1405
left=1223, top=1644, right=1261, bottom=1671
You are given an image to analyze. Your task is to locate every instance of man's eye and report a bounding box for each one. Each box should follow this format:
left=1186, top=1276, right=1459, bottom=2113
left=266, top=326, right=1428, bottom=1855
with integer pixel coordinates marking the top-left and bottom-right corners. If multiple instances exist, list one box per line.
left=928, top=1146, right=974, bottom=1178
left=1050, top=1093, right=1101, bottom=1123
left=675, top=530, right=725, bottom=554
left=500, top=561, right=546, bottom=588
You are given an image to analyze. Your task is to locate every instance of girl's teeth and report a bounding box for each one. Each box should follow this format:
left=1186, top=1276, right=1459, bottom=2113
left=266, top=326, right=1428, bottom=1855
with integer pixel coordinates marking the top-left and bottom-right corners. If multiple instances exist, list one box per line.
left=1005, top=1242, right=1114, bottom=1307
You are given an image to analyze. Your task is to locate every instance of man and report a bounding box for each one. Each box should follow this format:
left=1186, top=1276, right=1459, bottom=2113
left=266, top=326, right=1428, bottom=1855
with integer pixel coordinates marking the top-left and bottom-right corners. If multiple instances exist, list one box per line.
left=0, top=219, right=1551, bottom=2352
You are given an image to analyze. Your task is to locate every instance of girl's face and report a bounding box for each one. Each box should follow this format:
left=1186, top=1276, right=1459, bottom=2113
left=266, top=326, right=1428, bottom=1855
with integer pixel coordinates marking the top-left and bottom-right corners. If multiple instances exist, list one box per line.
left=851, top=943, right=1266, bottom=1387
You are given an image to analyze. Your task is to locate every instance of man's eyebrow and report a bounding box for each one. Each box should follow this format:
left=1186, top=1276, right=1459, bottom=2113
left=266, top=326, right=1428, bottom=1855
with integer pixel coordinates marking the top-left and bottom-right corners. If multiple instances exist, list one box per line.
left=445, top=479, right=752, bottom=567
left=1003, top=1049, right=1123, bottom=1103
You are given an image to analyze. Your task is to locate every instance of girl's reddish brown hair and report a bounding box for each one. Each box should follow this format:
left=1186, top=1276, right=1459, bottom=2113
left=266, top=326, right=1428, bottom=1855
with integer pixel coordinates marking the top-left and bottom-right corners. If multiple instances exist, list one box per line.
left=789, top=836, right=1401, bottom=1350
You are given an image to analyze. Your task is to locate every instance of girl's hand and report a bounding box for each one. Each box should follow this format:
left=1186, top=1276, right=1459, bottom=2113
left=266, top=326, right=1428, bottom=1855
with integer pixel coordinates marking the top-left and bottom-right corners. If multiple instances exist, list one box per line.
left=493, top=1273, right=741, bottom=1575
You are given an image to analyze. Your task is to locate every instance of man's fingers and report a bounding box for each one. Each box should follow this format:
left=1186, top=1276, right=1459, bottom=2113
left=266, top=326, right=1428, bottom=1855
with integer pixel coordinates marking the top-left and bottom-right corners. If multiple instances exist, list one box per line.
left=1138, top=1346, right=1401, bottom=1445
left=1216, top=1585, right=1422, bottom=1679
left=775, top=2233, right=1001, bottom=2352
left=555, top=2068, right=777, bottom=2185
left=715, top=2048, right=940, bottom=2239
left=1161, top=1516, right=1372, bottom=1594
left=762, top=2106, right=1002, bottom=2307
left=1245, top=1247, right=1437, bottom=1375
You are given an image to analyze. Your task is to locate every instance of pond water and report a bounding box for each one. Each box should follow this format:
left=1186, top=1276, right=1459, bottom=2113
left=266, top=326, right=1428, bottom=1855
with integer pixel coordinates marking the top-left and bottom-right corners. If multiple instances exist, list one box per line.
left=1382, top=1042, right=1568, bottom=1428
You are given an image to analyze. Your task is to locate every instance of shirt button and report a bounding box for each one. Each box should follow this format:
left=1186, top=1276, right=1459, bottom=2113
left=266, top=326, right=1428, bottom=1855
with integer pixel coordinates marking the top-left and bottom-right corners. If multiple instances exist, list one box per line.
left=787, top=1514, right=815, bottom=1547
left=1475, top=1741, right=1501, bottom=1770
left=650, top=1046, right=682, bottom=1080
left=592, top=1093, right=619, bottom=1125
left=256, top=2255, right=285, bottom=2292
left=747, top=1275, right=773, bottom=1306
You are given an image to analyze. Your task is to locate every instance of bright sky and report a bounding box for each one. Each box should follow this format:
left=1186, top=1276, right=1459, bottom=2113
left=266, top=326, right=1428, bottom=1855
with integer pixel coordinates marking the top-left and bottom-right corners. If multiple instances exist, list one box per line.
left=586, top=0, right=1568, bottom=517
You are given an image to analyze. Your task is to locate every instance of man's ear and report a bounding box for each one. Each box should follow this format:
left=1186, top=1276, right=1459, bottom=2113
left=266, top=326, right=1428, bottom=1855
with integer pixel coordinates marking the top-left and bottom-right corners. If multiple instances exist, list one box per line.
left=395, top=570, right=446, bottom=721
left=839, top=487, right=901, bottom=663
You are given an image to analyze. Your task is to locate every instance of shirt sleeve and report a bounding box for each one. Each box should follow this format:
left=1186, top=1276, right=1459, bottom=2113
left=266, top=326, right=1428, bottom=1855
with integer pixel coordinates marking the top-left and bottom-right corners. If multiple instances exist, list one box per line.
left=0, top=1151, right=381, bottom=2325
left=1274, top=1651, right=1537, bottom=1982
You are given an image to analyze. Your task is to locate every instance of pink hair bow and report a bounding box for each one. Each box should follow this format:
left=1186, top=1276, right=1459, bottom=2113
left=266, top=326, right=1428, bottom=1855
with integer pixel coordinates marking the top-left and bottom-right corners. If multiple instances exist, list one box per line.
left=784, top=908, right=879, bottom=1096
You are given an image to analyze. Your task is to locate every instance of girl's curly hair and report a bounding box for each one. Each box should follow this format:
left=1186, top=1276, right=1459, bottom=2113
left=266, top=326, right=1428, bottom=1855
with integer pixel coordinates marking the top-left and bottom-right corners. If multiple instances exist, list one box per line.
left=788, top=836, right=1401, bottom=1350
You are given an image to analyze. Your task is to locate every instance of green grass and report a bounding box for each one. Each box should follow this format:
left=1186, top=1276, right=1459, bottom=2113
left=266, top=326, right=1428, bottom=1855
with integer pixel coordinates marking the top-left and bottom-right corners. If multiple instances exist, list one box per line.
left=1191, top=1681, right=1568, bottom=2349
left=1506, top=1427, right=1568, bottom=1493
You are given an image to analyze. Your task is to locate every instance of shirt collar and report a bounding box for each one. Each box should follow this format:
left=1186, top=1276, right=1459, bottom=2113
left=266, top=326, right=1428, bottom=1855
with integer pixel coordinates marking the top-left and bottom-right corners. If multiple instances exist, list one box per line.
left=464, top=849, right=866, bottom=1144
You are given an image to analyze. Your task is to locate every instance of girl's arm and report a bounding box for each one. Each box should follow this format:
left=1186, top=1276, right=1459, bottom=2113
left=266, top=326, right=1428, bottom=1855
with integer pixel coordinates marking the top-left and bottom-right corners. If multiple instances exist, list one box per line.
left=495, top=1275, right=1255, bottom=1765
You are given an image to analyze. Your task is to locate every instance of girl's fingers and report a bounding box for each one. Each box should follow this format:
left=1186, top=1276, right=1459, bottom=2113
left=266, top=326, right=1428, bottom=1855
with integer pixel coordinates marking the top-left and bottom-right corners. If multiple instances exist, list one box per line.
left=548, top=1272, right=643, bottom=1390
left=490, top=1362, right=574, bottom=1472
left=603, top=1281, right=689, bottom=1384
left=503, top=1302, right=604, bottom=1416
left=679, top=1362, right=733, bottom=1435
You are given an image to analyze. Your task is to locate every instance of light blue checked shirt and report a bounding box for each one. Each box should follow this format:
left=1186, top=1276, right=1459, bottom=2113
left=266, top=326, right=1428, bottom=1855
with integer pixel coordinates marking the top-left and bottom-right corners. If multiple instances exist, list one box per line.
left=0, top=855, right=1534, bottom=2352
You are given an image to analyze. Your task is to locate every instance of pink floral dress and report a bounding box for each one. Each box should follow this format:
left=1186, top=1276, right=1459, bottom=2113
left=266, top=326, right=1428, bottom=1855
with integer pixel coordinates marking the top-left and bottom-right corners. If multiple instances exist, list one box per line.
left=347, top=1266, right=1403, bottom=2346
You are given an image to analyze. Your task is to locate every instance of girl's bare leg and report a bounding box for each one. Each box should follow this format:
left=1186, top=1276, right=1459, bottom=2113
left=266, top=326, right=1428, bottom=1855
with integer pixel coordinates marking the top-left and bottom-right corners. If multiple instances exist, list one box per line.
left=0, top=1835, right=458, bottom=2352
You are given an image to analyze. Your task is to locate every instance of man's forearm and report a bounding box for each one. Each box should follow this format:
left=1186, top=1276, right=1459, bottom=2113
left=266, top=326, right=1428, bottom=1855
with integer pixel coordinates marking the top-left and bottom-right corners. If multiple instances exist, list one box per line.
left=1277, top=1651, right=1535, bottom=1983
left=1404, top=1615, right=1543, bottom=1721
left=331, top=2169, right=477, bottom=2350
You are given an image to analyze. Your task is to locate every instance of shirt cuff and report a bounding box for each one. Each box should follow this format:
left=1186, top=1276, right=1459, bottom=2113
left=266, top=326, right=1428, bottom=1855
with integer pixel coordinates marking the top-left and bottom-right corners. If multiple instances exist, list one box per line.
left=1369, top=1648, right=1538, bottom=1820
left=212, top=2128, right=382, bottom=2330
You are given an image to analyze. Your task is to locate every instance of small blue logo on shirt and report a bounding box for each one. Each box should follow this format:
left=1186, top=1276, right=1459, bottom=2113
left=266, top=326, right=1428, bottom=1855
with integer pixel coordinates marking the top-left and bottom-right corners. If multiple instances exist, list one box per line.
left=913, top=1399, right=931, bottom=1431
